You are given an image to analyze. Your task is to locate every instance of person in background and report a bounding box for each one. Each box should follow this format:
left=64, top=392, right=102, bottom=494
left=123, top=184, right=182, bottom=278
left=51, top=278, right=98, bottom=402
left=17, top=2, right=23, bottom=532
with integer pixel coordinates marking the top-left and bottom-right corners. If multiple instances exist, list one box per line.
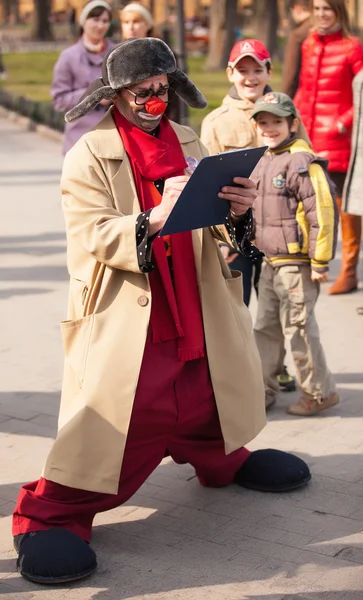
left=200, top=39, right=271, bottom=308
left=294, top=0, right=363, bottom=295
left=69, top=6, right=78, bottom=39
left=120, top=2, right=157, bottom=39
left=251, top=92, right=339, bottom=416
left=342, top=67, right=363, bottom=314
left=0, top=42, right=6, bottom=80
left=200, top=39, right=297, bottom=398
left=120, top=2, right=181, bottom=122
left=51, top=0, right=114, bottom=154
left=282, top=0, right=311, bottom=98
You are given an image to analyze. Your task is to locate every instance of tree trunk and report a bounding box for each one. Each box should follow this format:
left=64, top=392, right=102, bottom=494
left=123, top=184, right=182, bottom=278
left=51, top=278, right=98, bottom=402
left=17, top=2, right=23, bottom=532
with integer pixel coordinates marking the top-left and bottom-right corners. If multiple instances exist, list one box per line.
left=149, top=0, right=154, bottom=20
left=221, top=0, right=238, bottom=67
left=12, top=0, right=20, bottom=24
left=205, top=0, right=226, bottom=71
left=32, top=0, right=54, bottom=41
left=2, top=0, right=12, bottom=22
left=253, top=0, right=279, bottom=58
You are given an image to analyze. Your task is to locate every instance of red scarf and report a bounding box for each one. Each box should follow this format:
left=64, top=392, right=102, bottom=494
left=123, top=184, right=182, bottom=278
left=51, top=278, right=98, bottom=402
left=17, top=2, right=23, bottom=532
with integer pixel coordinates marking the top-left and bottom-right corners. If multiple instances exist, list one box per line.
left=113, top=109, right=205, bottom=361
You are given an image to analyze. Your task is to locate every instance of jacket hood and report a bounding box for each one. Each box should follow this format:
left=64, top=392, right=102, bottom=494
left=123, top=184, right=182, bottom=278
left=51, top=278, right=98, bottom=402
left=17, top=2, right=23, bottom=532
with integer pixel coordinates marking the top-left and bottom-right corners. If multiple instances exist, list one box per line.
left=222, top=93, right=254, bottom=111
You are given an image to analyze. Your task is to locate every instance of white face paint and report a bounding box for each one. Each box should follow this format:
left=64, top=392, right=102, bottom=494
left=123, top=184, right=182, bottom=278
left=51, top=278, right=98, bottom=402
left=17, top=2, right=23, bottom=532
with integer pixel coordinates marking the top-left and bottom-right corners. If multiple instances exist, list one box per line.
left=137, top=111, right=162, bottom=121
left=114, top=74, right=169, bottom=132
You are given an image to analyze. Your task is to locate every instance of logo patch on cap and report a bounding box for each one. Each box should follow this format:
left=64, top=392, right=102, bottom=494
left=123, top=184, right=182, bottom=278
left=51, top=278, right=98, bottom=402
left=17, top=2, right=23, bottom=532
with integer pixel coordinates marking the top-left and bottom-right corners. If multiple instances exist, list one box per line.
left=263, top=93, right=279, bottom=104
left=240, top=41, right=254, bottom=53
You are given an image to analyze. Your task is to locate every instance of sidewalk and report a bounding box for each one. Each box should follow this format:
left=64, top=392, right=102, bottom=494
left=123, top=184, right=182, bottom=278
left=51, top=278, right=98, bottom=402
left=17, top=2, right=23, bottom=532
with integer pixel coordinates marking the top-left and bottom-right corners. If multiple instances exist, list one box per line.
left=1, top=114, right=363, bottom=600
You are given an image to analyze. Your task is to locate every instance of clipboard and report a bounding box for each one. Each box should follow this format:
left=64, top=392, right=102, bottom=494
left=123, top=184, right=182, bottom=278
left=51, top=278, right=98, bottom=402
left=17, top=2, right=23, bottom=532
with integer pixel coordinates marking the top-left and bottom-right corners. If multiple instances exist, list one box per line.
left=160, top=145, right=267, bottom=236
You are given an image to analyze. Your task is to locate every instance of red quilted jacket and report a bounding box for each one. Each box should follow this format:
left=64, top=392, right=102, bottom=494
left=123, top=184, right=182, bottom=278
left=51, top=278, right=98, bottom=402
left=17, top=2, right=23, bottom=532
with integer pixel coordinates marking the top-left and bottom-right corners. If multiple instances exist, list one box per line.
left=294, top=29, right=363, bottom=173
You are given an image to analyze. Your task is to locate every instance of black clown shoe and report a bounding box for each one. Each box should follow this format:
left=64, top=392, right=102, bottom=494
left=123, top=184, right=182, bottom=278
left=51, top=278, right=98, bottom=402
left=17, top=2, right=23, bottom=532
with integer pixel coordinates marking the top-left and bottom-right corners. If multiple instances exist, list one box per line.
left=14, top=528, right=97, bottom=584
left=234, top=449, right=311, bottom=492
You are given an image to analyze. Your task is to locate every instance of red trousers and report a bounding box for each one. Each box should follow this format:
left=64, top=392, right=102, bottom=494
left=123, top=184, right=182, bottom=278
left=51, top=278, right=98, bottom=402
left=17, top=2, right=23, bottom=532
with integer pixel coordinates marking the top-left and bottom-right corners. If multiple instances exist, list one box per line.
left=13, top=334, right=249, bottom=542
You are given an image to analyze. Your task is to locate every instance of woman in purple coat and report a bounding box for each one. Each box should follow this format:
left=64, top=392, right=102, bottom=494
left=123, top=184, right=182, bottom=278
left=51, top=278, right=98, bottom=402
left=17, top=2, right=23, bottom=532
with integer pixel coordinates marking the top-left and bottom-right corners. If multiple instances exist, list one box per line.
left=51, top=0, right=113, bottom=154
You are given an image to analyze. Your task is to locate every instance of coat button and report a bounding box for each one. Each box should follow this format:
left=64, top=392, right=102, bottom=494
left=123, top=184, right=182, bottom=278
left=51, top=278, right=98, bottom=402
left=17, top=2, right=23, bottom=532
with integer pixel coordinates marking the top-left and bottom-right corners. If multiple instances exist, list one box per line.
left=137, top=295, right=149, bottom=307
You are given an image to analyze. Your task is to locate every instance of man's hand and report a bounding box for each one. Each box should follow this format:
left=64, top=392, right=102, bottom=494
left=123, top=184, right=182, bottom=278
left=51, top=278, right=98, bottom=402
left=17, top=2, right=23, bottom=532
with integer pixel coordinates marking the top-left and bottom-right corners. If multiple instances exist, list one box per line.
left=218, top=177, right=257, bottom=216
left=220, top=244, right=238, bottom=264
left=311, top=269, right=329, bottom=283
left=149, top=175, right=189, bottom=235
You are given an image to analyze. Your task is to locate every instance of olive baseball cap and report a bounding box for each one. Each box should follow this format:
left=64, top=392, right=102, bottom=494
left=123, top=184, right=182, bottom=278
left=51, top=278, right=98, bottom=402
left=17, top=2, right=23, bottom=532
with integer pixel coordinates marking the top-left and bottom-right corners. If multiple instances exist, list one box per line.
left=251, top=92, right=298, bottom=119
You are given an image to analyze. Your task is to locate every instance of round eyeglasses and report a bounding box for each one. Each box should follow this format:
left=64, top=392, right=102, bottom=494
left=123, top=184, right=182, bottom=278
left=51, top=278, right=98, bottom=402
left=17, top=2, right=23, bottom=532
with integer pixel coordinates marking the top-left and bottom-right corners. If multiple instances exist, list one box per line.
left=125, top=86, right=175, bottom=105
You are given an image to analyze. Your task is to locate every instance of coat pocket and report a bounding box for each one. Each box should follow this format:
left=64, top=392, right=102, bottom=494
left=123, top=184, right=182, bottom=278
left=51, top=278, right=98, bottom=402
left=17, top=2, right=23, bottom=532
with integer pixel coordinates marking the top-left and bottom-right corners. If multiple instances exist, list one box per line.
left=282, top=220, right=301, bottom=254
left=225, top=270, right=244, bottom=307
left=284, top=267, right=318, bottom=327
left=60, top=314, right=94, bottom=388
left=288, top=287, right=307, bottom=326
left=225, top=271, right=253, bottom=341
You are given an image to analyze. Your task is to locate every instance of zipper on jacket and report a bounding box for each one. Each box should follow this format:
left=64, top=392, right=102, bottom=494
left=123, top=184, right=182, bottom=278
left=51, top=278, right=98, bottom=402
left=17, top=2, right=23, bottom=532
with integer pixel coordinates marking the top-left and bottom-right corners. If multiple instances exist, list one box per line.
left=261, top=153, right=273, bottom=252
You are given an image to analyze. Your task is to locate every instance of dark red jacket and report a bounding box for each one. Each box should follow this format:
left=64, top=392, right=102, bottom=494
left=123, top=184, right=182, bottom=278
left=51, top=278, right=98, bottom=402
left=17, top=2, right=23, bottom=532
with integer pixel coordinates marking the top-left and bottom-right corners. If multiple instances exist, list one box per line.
left=294, top=29, right=363, bottom=173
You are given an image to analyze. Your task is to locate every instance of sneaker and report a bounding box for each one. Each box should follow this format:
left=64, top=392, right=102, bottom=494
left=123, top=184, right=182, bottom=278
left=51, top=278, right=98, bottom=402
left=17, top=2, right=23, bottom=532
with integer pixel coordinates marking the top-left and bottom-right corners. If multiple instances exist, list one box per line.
left=277, top=365, right=296, bottom=392
left=287, top=392, right=339, bottom=416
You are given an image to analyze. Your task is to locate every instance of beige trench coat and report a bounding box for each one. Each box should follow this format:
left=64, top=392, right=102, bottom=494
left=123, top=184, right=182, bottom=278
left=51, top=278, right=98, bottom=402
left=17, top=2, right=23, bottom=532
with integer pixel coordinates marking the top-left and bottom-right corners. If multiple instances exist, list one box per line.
left=43, top=111, right=266, bottom=494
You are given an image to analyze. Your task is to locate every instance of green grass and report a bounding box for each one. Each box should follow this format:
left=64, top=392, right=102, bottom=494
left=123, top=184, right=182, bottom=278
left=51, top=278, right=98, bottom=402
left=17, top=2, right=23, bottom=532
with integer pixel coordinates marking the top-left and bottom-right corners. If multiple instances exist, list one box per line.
left=1, top=52, right=58, bottom=101
left=0, top=52, right=283, bottom=132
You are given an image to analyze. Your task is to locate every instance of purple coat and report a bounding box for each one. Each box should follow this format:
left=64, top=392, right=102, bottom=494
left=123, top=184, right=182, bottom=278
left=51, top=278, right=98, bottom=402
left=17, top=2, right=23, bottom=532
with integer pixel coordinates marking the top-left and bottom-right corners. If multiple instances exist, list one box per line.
left=51, top=39, right=114, bottom=154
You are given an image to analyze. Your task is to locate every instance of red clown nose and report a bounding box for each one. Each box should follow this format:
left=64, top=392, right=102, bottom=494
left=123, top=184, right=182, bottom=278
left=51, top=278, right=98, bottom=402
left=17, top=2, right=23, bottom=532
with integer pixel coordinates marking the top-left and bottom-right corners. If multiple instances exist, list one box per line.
left=145, top=96, right=167, bottom=116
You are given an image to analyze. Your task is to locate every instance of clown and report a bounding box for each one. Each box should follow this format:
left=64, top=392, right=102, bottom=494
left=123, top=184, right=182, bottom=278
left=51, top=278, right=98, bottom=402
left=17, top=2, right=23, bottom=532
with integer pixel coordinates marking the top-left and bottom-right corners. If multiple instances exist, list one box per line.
left=12, top=38, right=310, bottom=584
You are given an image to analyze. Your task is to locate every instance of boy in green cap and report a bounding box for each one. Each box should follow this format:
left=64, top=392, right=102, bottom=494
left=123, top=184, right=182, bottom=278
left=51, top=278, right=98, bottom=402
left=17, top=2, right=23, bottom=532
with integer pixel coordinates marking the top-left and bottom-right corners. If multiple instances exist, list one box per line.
left=201, top=39, right=298, bottom=396
left=251, top=92, right=339, bottom=416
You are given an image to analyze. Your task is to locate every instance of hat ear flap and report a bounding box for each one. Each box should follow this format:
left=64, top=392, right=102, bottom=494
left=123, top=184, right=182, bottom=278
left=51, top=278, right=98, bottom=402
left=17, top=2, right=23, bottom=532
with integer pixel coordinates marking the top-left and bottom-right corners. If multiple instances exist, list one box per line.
left=65, top=79, right=116, bottom=123
left=170, top=68, right=207, bottom=109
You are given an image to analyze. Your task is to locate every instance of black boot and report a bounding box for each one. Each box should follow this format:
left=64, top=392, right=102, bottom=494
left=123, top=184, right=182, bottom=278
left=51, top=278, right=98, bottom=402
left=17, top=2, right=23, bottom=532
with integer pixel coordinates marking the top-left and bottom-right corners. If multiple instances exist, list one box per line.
left=235, top=449, right=311, bottom=492
left=14, top=528, right=97, bottom=584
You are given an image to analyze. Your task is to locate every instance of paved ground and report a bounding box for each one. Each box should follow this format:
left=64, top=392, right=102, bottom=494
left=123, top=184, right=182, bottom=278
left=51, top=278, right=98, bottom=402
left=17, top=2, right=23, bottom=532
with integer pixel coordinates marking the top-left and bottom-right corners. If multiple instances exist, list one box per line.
left=1, top=114, right=363, bottom=600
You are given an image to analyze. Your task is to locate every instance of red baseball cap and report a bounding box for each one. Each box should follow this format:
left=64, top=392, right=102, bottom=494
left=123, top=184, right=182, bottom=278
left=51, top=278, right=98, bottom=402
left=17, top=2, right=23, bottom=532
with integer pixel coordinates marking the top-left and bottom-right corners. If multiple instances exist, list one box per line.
left=228, top=39, right=271, bottom=69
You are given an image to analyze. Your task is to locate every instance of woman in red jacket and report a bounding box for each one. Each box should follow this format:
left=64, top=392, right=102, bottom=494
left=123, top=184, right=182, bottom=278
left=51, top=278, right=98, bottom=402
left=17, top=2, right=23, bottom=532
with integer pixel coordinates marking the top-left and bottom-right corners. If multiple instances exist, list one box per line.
left=295, top=0, right=363, bottom=294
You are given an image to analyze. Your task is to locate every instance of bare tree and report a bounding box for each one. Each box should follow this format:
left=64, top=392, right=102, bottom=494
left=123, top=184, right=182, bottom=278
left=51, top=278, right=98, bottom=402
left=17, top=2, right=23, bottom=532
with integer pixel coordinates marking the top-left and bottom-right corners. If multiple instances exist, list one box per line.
left=205, top=0, right=226, bottom=70
left=32, top=0, right=54, bottom=41
left=253, top=0, right=279, bottom=58
left=205, top=0, right=241, bottom=70
left=221, top=0, right=238, bottom=67
left=1, top=0, right=12, bottom=23
left=0, top=0, right=20, bottom=24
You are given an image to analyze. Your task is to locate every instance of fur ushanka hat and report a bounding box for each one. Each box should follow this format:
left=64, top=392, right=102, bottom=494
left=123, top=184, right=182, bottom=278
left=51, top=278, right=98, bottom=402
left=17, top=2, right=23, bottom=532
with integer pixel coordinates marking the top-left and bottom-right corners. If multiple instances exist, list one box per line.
left=65, top=38, right=207, bottom=122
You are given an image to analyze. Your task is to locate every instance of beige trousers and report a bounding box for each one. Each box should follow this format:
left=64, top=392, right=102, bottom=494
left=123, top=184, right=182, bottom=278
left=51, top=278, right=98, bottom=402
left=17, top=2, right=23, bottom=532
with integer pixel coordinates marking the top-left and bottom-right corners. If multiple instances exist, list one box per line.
left=254, top=261, right=336, bottom=400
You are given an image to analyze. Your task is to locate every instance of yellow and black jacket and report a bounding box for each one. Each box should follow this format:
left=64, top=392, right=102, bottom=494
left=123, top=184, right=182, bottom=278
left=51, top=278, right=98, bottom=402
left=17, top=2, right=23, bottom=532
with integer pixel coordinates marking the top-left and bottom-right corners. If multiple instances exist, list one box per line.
left=251, top=137, right=338, bottom=273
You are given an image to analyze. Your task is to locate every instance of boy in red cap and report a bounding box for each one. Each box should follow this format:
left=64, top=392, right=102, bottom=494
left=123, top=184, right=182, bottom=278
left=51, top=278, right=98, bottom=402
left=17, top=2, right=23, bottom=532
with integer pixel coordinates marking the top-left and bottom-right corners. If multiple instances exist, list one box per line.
left=201, top=39, right=272, bottom=157
left=201, top=39, right=296, bottom=399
